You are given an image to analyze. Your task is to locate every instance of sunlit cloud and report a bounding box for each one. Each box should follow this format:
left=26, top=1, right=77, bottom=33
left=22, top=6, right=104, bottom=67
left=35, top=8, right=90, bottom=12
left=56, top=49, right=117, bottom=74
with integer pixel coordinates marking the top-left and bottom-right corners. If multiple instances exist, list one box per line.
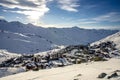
left=0, top=0, right=50, bottom=24
left=57, top=0, right=80, bottom=12
left=0, top=0, right=80, bottom=25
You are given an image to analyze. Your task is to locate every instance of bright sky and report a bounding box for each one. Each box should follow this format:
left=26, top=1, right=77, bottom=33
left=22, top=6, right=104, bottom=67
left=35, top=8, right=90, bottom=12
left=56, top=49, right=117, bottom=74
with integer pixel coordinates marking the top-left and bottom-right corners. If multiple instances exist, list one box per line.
left=0, top=0, right=120, bottom=29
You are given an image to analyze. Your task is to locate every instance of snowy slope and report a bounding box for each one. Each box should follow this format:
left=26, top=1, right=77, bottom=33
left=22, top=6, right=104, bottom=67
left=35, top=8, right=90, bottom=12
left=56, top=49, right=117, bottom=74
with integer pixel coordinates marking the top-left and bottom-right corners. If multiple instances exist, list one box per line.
left=0, top=19, right=118, bottom=54
left=91, top=31, right=120, bottom=50
left=0, top=58, right=120, bottom=80
left=0, top=50, right=21, bottom=64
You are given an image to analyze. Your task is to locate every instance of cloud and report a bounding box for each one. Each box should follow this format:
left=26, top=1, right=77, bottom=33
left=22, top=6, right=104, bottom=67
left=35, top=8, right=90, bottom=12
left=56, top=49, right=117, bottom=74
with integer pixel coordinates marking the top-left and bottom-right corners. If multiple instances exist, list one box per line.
left=16, top=16, right=22, bottom=19
left=0, top=0, right=50, bottom=24
left=78, top=25, right=120, bottom=30
left=0, top=16, right=5, bottom=19
left=79, top=21, right=97, bottom=24
left=93, top=12, right=120, bottom=22
left=57, top=0, right=80, bottom=12
left=0, top=0, right=80, bottom=25
left=78, top=12, right=120, bottom=25
left=77, top=18, right=98, bottom=25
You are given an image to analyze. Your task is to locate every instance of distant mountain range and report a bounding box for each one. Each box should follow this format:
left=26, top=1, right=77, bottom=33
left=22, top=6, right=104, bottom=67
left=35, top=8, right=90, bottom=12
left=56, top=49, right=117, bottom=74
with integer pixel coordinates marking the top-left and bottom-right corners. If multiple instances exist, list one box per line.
left=0, top=19, right=119, bottom=54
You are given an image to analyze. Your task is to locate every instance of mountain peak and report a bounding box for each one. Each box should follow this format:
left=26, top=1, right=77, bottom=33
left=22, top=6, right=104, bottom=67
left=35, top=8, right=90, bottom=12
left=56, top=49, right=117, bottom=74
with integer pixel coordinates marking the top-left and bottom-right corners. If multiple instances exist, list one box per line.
left=10, top=21, right=22, bottom=24
left=72, top=26, right=79, bottom=29
left=0, top=19, right=8, bottom=23
left=72, top=26, right=85, bottom=30
left=27, top=23, right=34, bottom=26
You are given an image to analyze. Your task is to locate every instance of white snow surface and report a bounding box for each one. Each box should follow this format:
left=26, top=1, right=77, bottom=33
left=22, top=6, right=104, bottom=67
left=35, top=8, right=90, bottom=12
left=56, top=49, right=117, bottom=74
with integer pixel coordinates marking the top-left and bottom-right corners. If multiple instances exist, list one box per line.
left=0, top=50, right=21, bottom=64
left=0, top=67, right=25, bottom=78
left=0, top=58, right=120, bottom=80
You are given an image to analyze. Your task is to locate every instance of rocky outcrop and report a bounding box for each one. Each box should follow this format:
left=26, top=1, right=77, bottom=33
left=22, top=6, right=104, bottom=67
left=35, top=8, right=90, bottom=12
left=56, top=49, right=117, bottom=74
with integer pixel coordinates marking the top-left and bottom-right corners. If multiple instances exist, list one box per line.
left=98, top=73, right=107, bottom=78
left=0, top=41, right=119, bottom=72
left=107, top=72, right=118, bottom=79
left=98, top=70, right=120, bottom=79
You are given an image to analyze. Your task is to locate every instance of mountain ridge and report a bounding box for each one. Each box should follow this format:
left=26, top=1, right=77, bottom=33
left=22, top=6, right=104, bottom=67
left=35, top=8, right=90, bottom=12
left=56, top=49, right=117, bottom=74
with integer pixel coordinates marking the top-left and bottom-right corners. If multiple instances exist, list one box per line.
left=91, top=31, right=120, bottom=50
left=0, top=19, right=119, bottom=54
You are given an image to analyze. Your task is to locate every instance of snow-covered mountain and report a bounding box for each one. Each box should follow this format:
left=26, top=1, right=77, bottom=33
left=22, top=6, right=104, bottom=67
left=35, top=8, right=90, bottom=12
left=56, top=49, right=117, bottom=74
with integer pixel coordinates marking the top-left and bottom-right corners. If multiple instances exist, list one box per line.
left=91, top=31, right=120, bottom=50
left=0, top=19, right=119, bottom=54
left=0, top=30, right=120, bottom=79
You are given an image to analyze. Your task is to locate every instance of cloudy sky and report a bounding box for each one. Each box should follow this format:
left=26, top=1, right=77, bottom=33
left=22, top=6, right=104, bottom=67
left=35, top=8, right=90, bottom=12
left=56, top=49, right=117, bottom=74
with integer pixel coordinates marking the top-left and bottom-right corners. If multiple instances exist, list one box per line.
left=0, top=0, right=120, bottom=29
